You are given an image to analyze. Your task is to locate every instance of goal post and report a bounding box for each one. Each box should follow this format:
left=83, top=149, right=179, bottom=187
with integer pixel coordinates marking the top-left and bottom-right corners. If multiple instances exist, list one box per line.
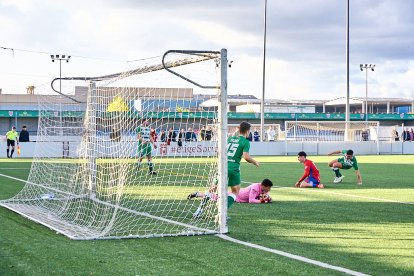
left=0, top=49, right=228, bottom=240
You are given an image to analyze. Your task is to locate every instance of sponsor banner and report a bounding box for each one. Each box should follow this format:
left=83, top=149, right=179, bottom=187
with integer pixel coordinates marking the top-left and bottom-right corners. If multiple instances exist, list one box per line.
left=154, top=141, right=218, bottom=157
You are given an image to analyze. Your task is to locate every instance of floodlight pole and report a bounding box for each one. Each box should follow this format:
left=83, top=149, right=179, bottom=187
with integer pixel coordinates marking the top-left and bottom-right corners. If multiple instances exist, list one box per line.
left=50, top=54, right=71, bottom=143
left=260, top=0, right=267, bottom=141
left=360, top=64, right=375, bottom=125
left=345, top=0, right=350, bottom=141
left=50, top=54, right=71, bottom=95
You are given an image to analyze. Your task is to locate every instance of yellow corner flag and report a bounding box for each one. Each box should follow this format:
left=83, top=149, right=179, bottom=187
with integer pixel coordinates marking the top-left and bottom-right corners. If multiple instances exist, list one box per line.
left=17, top=145, right=21, bottom=156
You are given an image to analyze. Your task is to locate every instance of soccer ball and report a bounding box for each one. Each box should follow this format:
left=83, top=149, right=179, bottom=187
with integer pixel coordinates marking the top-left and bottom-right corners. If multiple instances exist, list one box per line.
left=258, top=193, right=272, bottom=203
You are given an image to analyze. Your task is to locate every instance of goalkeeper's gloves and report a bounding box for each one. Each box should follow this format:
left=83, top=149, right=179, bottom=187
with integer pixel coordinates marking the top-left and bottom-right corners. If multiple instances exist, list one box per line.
left=260, top=195, right=272, bottom=203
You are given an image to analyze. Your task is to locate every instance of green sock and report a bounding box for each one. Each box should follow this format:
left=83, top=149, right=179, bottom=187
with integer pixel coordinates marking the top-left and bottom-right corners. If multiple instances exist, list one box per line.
left=227, top=194, right=236, bottom=209
left=333, top=168, right=342, bottom=177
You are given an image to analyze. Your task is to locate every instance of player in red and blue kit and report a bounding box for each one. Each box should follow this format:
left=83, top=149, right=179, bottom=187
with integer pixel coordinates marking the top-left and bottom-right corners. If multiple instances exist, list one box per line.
left=295, top=151, right=324, bottom=188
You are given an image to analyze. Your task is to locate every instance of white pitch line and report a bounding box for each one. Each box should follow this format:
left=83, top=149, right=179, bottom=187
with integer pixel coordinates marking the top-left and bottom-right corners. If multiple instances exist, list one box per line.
left=0, top=168, right=29, bottom=170
left=217, top=234, right=370, bottom=276
left=241, top=181, right=414, bottom=205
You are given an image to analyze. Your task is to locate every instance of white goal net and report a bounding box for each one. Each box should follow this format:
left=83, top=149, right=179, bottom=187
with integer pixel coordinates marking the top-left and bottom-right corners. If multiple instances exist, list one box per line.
left=284, top=121, right=379, bottom=142
left=0, top=50, right=228, bottom=240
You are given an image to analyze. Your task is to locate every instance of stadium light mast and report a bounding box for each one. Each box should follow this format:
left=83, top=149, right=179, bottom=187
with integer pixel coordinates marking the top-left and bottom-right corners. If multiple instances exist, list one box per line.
left=50, top=54, right=71, bottom=94
left=260, top=0, right=267, bottom=141
left=360, top=64, right=375, bottom=124
left=345, top=0, right=350, bottom=140
left=50, top=54, right=71, bottom=138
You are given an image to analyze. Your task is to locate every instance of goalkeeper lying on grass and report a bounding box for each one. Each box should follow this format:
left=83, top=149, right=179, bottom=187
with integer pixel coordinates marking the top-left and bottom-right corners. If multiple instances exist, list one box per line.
left=188, top=178, right=273, bottom=204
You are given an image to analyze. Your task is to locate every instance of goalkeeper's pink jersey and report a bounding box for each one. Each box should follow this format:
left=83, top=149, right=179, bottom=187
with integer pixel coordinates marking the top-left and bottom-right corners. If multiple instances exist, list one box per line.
left=236, top=183, right=265, bottom=204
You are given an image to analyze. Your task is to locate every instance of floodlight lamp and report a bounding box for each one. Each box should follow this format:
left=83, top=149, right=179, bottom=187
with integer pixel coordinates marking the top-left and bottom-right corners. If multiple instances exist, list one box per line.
left=56, top=55, right=60, bottom=59
left=62, top=55, right=65, bottom=58
left=50, top=55, right=54, bottom=60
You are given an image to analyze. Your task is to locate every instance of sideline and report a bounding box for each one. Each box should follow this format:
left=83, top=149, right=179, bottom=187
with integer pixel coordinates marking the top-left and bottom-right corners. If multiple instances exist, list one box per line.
left=217, top=234, right=370, bottom=276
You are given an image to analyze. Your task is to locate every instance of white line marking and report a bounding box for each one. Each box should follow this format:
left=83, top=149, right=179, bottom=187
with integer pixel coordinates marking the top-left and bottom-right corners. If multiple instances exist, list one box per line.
left=241, top=181, right=414, bottom=205
left=0, top=172, right=216, bottom=239
left=0, top=168, right=29, bottom=170
left=217, top=234, right=370, bottom=276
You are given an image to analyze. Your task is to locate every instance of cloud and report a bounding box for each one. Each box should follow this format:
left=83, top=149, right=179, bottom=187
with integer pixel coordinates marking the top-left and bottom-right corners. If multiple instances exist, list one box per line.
left=0, top=0, right=413, bottom=100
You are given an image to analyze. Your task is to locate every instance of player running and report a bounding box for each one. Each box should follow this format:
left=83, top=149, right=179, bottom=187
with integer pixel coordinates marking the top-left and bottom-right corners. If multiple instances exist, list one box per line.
left=295, top=151, right=324, bottom=188
left=328, top=149, right=362, bottom=185
left=137, top=118, right=157, bottom=175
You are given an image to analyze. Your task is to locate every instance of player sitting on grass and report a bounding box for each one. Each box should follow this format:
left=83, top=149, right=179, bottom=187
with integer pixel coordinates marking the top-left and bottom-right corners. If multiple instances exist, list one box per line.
left=188, top=178, right=273, bottom=204
left=328, top=149, right=362, bottom=185
left=295, top=151, right=324, bottom=188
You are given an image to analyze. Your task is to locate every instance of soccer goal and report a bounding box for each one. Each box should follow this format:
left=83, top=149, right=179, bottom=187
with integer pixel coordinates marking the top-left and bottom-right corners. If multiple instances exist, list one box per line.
left=284, top=121, right=379, bottom=142
left=0, top=49, right=229, bottom=240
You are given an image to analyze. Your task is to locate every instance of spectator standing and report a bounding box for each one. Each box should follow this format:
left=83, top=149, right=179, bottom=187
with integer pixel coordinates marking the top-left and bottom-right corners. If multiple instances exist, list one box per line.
left=200, top=126, right=206, bottom=141
left=160, top=130, right=166, bottom=142
left=391, top=127, right=399, bottom=141
left=19, top=125, right=30, bottom=142
left=247, top=132, right=253, bottom=142
left=178, top=128, right=185, bottom=147
left=402, top=128, right=410, bottom=141
left=185, top=128, right=197, bottom=142
left=167, top=128, right=177, bottom=145
left=266, top=126, right=276, bottom=142
left=410, top=128, right=414, bottom=142
left=361, top=129, right=369, bottom=141
left=253, top=128, right=260, bottom=142
left=150, top=128, right=157, bottom=142
left=205, top=126, right=212, bottom=141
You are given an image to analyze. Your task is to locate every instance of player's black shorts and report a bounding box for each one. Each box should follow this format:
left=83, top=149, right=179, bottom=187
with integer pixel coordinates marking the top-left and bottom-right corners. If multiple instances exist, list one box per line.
left=7, top=139, right=15, bottom=147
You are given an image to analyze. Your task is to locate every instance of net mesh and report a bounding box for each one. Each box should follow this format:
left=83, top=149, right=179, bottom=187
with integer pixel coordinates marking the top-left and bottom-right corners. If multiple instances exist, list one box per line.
left=0, top=51, right=223, bottom=239
left=284, top=121, right=379, bottom=142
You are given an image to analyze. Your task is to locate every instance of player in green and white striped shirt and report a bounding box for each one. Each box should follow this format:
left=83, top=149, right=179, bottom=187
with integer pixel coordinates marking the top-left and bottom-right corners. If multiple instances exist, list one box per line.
left=137, top=119, right=157, bottom=175
left=328, top=149, right=362, bottom=185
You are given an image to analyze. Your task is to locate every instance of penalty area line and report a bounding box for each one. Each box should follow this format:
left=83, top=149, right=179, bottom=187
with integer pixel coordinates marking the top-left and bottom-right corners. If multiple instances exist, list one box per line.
left=216, top=234, right=370, bottom=276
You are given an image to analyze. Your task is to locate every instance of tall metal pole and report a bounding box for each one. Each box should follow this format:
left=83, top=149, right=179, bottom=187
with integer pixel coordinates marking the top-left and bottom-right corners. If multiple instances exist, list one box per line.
left=59, top=59, right=62, bottom=95
left=365, top=68, right=368, bottom=124
left=50, top=54, right=71, bottom=152
left=360, top=64, right=375, bottom=124
left=260, top=0, right=267, bottom=141
left=345, top=0, right=350, bottom=140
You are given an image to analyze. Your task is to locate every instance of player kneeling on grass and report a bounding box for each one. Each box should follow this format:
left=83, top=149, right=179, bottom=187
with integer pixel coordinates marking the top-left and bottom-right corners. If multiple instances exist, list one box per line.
left=188, top=178, right=273, bottom=204
left=328, top=149, right=362, bottom=185
left=295, top=151, right=324, bottom=188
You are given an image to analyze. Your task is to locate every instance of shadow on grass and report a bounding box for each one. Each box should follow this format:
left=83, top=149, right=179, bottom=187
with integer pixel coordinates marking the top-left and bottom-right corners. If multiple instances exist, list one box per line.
left=229, top=200, right=414, bottom=275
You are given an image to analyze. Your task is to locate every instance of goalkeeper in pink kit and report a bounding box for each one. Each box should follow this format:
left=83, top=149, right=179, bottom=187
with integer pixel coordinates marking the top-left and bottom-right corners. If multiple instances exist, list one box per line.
left=236, top=178, right=273, bottom=203
left=188, top=178, right=273, bottom=204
